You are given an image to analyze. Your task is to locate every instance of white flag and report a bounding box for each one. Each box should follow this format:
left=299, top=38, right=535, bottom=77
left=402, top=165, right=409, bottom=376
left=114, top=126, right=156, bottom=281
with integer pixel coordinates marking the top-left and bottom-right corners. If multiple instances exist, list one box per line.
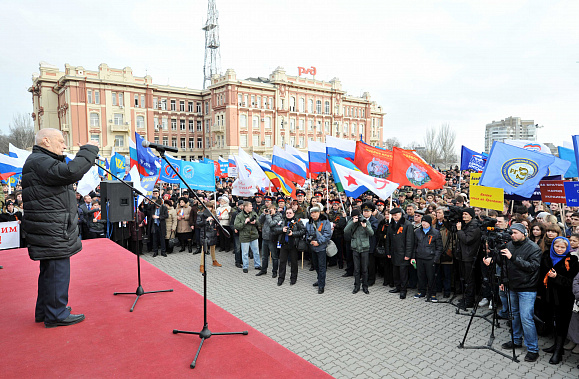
left=77, top=166, right=100, bottom=197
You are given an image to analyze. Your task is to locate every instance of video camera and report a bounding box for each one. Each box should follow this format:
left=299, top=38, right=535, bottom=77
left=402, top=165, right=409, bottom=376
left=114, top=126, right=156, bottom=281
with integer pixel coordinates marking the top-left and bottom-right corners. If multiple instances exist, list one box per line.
left=480, top=216, right=512, bottom=258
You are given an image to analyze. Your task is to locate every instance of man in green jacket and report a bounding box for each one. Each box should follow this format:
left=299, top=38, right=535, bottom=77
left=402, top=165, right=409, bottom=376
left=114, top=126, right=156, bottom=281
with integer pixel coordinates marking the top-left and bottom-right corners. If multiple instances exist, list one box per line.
left=344, top=209, right=374, bottom=295
left=234, top=201, right=261, bottom=273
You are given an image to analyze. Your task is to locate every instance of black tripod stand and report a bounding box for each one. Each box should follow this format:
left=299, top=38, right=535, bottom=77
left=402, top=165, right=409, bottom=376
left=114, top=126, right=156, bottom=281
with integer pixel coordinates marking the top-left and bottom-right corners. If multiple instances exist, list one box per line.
left=145, top=145, right=248, bottom=369
left=96, top=164, right=173, bottom=312
left=458, top=252, right=518, bottom=362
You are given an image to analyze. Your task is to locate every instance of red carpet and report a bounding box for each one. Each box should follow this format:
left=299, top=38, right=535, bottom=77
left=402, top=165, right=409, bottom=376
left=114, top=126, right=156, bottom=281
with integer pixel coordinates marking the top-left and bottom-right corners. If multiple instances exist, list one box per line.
left=0, top=239, right=332, bottom=379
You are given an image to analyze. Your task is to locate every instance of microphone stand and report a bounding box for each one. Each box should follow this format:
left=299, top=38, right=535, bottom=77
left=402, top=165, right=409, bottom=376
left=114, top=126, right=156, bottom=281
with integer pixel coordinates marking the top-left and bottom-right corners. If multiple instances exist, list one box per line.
left=145, top=146, right=247, bottom=369
left=96, top=163, right=173, bottom=312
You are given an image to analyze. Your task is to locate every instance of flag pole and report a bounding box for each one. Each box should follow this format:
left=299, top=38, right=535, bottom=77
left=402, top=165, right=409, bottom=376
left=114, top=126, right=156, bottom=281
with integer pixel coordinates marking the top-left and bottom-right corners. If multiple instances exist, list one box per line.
left=338, top=188, right=347, bottom=215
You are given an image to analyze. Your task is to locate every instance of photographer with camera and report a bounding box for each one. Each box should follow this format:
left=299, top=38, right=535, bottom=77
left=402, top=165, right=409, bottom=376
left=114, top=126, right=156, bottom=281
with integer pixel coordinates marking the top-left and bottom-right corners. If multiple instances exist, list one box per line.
left=233, top=201, right=261, bottom=273
left=256, top=204, right=282, bottom=278
left=456, top=207, right=481, bottom=309
left=344, top=208, right=375, bottom=294
left=386, top=207, right=415, bottom=299
left=483, top=223, right=542, bottom=362
left=272, top=208, right=305, bottom=286
left=305, top=207, right=332, bottom=294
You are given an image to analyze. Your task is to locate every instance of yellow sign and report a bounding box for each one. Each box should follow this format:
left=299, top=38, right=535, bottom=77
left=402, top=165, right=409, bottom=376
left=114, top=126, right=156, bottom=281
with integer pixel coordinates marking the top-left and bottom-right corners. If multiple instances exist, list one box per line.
left=469, top=172, right=481, bottom=187
left=469, top=185, right=504, bottom=211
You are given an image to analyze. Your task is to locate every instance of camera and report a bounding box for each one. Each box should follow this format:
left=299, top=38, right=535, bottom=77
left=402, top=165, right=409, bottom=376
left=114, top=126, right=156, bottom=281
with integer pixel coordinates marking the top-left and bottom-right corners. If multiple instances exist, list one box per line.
left=249, top=215, right=256, bottom=223
left=480, top=217, right=512, bottom=257
left=358, top=216, right=367, bottom=223
left=444, top=205, right=463, bottom=224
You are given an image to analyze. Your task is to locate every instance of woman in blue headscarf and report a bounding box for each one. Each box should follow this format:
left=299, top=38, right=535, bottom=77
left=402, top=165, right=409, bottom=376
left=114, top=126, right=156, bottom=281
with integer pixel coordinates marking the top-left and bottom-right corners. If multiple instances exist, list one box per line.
left=542, top=236, right=579, bottom=364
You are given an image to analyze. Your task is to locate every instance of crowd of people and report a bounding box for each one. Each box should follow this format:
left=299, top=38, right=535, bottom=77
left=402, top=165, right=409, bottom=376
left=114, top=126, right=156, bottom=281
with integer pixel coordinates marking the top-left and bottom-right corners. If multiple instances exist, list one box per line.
left=5, top=138, right=579, bottom=367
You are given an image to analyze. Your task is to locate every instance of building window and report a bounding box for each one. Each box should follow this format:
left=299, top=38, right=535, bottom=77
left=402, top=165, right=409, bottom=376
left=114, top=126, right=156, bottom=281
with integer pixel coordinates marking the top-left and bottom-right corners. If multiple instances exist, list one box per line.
left=252, top=135, right=259, bottom=147
left=180, top=119, right=186, bottom=130
left=196, top=102, right=202, bottom=113
left=170, top=100, right=176, bottom=111
left=299, top=119, right=305, bottom=130
left=154, top=136, right=159, bottom=144
left=136, top=115, right=145, bottom=129
left=205, top=101, right=209, bottom=114
left=118, top=93, right=124, bottom=107
left=90, top=134, right=100, bottom=145
left=112, top=92, right=117, bottom=106
left=171, top=119, right=177, bottom=131
left=189, top=138, right=194, bottom=149
left=281, top=135, right=285, bottom=146
left=89, top=113, right=99, bottom=127
left=163, top=136, right=168, bottom=145
left=240, top=114, right=247, bottom=128
left=269, top=97, right=273, bottom=109
left=188, top=101, right=194, bottom=112
left=238, top=94, right=242, bottom=106
left=154, top=117, right=159, bottom=129
left=351, top=123, right=356, bottom=135
left=141, top=95, right=145, bottom=108
left=243, top=94, right=248, bottom=106
left=325, top=101, right=330, bottom=114
left=113, top=113, right=123, bottom=125
left=317, top=120, right=322, bottom=131
left=308, top=99, right=313, bottom=113
left=344, top=123, right=348, bottom=134
left=161, top=99, right=167, bottom=110
left=134, top=94, right=139, bottom=107
left=290, top=118, right=295, bottom=131
left=162, top=118, right=168, bottom=130
left=308, top=120, right=313, bottom=131
left=290, top=136, right=295, bottom=147
left=253, top=116, right=259, bottom=129
left=181, top=138, right=186, bottom=149
left=299, top=136, right=304, bottom=148
left=95, top=91, right=100, bottom=105
left=114, top=135, right=124, bottom=147
left=257, top=96, right=261, bottom=108
left=180, top=101, right=185, bottom=112
left=251, top=95, right=256, bottom=107
left=299, top=98, right=305, bottom=112
left=240, top=135, right=247, bottom=148
left=316, top=100, right=321, bottom=114
left=290, top=97, right=296, bottom=111
left=264, top=117, right=271, bottom=129
left=189, top=119, right=194, bottom=132
left=336, top=123, right=341, bottom=133
left=172, top=137, right=177, bottom=148
left=359, top=124, right=364, bottom=136
left=205, top=120, right=210, bottom=132
left=206, top=137, right=210, bottom=148
left=265, top=135, right=272, bottom=147
left=153, top=98, right=158, bottom=109
left=197, top=138, right=203, bottom=149
left=197, top=120, right=202, bottom=132
left=324, top=121, right=329, bottom=133
left=87, top=90, right=93, bottom=104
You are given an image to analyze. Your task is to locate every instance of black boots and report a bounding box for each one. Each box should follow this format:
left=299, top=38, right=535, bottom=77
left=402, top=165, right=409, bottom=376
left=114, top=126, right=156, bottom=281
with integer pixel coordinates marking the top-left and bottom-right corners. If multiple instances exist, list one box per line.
left=543, top=337, right=557, bottom=353
left=179, top=242, right=186, bottom=252
left=549, top=336, right=565, bottom=364
left=188, top=240, right=193, bottom=254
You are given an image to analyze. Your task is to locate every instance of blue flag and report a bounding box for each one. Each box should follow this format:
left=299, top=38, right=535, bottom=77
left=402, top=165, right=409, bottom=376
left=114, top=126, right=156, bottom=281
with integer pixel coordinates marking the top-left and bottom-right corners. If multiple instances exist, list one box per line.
left=110, top=152, right=126, bottom=179
left=180, top=161, right=215, bottom=191
left=573, top=135, right=579, bottom=178
left=134, top=132, right=159, bottom=177
left=140, top=175, right=158, bottom=196
left=159, top=155, right=182, bottom=184
left=480, top=142, right=555, bottom=198
left=460, top=146, right=486, bottom=171
left=558, top=146, right=578, bottom=178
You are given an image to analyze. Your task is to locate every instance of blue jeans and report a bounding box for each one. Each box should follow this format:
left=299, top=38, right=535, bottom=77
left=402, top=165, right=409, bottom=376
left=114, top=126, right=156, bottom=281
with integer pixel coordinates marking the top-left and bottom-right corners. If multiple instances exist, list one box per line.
left=234, top=234, right=241, bottom=265
left=241, top=239, right=260, bottom=269
left=508, top=291, right=538, bottom=353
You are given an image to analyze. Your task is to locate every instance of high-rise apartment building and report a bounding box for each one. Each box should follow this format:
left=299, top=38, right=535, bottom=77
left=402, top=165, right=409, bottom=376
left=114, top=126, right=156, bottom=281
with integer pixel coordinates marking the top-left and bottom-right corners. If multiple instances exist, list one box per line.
left=484, top=116, right=540, bottom=153
left=29, top=63, right=385, bottom=160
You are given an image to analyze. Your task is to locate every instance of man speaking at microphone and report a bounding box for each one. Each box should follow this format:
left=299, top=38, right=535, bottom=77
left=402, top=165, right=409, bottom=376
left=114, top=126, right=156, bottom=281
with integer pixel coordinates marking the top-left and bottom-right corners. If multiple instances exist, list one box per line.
left=22, top=129, right=99, bottom=328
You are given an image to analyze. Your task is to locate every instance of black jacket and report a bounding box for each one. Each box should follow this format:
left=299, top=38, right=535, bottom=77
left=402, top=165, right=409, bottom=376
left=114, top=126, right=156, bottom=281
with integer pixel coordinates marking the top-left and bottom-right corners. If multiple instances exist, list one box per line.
left=456, top=219, right=481, bottom=262
left=22, top=144, right=98, bottom=260
left=500, top=238, right=542, bottom=292
left=197, top=209, right=218, bottom=246
left=272, top=216, right=305, bottom=248
left=386, top=216, right=415, bottom=266
left=414, top=227, right=443, bottom=262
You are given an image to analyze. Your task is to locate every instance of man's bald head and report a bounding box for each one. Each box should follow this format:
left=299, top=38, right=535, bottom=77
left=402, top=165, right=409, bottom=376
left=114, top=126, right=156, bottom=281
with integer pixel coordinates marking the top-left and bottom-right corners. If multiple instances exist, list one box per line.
left=36, top=128, right=66, bottom=155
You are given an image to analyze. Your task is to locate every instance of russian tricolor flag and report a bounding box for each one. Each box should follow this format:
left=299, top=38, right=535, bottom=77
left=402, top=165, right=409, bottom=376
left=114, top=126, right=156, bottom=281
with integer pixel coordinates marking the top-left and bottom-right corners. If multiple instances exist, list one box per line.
left=326, top=135, right=356, bottom=162
left=228, top=154, right=238, bottom=177
left=0, top=153, right=24, bottom=181
left=285, top=144, right=317, bottom=179
left=308, top=140, right=327, bottom=174
left=272, top=145, right=307, bottom=186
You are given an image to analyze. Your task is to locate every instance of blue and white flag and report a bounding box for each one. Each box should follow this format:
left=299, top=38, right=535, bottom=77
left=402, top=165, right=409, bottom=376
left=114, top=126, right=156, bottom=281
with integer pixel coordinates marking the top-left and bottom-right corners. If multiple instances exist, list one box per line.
left=573, top=135, right=579, bottom=178
left=180, top=161, right=215, bottom=192
left=110, top=152, right=126, bottom=180
left=480, top=142, right=555, bottom=198
left=558, top=146, right=578, bottom=178
left=460, top=146, right=486, bottom=171
left=159, top=154, right=182, bottom=184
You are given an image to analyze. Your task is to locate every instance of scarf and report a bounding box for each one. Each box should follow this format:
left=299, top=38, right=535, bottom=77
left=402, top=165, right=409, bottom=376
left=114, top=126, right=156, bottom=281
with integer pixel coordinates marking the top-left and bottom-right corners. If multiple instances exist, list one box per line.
left=550, top=236, right=570, bottom=267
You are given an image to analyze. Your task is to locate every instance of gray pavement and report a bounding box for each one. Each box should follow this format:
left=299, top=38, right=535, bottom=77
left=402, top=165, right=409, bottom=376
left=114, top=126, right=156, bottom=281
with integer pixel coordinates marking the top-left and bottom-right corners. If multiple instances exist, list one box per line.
left=143, top=248, right=579, bottom=379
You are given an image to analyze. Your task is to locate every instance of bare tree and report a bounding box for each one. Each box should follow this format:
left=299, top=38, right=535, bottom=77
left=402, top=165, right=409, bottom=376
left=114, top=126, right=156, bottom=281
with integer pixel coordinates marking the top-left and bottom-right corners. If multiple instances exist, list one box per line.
left=436, top=123, right=457, bottom=169
left=9, top=113, right=35, bottom=150
left=422, top=127, right=440, bottom=165
left=384, top=137, right=401, bottom=150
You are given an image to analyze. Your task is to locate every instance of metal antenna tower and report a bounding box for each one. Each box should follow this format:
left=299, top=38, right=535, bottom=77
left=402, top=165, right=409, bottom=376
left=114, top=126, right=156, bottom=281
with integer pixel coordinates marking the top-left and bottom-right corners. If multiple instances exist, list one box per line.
left=203, top=0, right=221, bottom=89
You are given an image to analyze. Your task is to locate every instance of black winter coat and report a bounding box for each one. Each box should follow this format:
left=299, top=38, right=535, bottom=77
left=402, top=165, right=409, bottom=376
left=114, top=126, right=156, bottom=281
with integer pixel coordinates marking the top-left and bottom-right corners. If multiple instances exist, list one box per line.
left=542, top=252, right=579, bottom=307
left=456, top=219, right=481, bottom=262
left=414, top=227, right=443, bottom=262
left=499, top=238, right=542, bottom=292
left=22, top=144, right=98, bottom=260
left=197, top=209, right=218, bottom=246
left=386, top=216, right=415, bottom=266
left=272, top=216, right=305, bottom=248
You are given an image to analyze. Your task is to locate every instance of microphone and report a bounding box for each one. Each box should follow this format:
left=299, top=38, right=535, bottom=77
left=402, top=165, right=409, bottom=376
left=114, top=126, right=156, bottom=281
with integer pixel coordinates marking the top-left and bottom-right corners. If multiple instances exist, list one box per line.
left=141, top=140, right=179, bottom=153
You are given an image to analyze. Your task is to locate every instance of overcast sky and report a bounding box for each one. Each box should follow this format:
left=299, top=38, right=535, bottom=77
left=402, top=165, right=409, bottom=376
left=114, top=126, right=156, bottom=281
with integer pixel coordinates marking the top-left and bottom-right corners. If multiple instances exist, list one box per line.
left=1, top=0, right=578, bottom=153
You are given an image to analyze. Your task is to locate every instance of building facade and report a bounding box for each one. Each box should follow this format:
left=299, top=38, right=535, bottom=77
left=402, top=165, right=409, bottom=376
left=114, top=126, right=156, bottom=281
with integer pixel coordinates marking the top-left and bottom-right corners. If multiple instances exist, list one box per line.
left=484, top=116, right=540, bottom=153
left=29, top=63, right=385, bottom=160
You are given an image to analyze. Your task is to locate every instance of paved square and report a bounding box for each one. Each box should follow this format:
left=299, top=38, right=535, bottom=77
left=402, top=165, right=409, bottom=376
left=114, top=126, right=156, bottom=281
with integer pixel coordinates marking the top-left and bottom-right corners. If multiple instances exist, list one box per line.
left=144, top=249, right=579, bottom=378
